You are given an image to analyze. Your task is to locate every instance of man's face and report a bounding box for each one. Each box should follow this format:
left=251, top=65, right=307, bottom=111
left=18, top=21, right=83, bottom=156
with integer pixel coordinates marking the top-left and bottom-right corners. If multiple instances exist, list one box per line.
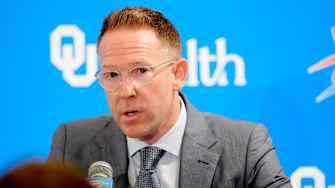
left=98, top=29, right=185, bottom=144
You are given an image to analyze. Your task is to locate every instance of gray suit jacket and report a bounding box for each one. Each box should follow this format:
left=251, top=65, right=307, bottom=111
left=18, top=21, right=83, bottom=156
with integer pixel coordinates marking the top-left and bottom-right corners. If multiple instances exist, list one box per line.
left=47, top=93, right=292, bottom=188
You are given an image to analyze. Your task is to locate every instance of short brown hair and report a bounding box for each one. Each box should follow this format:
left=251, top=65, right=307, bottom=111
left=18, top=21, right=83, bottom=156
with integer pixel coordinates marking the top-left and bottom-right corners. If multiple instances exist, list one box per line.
left=0, top=162, right=91, bottom=188
left=97, top=6, right=182, bottom=58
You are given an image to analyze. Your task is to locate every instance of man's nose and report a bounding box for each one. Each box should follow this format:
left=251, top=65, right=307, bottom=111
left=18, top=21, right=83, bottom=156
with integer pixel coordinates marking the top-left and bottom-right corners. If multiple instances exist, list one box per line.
left=119, top=75, right=136, bottom=98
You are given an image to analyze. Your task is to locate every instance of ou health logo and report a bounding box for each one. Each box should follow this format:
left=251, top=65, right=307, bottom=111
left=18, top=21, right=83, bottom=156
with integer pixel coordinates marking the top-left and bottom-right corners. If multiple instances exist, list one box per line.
left=50, top=25, right=246, bottom=87
left=50, top=25, right=98, bottom=87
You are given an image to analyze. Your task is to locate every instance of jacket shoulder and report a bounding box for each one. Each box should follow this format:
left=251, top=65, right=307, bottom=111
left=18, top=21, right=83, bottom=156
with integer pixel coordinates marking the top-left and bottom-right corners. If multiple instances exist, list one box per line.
left=47, top=115, right=115, bottom=166
left=202, top=112, right=264, bottom=139
left=51, top=115, right=113, bottom=153
left=65, top=115, right=112, bottom=134
left=201, top=112, right=271, bottom=157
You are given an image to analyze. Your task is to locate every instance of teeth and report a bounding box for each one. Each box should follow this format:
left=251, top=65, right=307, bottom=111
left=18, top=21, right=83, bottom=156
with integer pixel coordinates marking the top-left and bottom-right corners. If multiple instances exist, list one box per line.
left=127, top=112, right=136, bottom=116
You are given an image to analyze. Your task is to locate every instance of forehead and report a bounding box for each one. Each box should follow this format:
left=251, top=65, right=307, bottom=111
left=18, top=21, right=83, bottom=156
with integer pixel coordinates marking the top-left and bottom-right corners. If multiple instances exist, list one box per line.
left=98, top=29, right=165, bottom=69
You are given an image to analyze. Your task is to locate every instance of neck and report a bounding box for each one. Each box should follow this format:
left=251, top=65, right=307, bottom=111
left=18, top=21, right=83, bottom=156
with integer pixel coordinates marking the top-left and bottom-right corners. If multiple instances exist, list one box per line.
left=141, top=92, right=181, bottom=145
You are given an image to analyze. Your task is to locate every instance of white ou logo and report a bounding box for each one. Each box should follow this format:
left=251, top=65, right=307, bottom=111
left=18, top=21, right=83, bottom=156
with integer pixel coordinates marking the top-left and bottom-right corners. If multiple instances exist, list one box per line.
left=50, top=25, right=246, bottom=88
left=50, top=25, right=98, bottom=87
left=186, top=38, right=246, bottom=87
left=291, top=166, right=335, bottom=188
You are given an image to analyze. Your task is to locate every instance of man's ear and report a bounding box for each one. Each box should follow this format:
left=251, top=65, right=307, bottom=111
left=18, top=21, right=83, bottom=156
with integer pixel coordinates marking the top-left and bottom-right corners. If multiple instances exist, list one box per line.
left=172, top=58, right=188, bottom=91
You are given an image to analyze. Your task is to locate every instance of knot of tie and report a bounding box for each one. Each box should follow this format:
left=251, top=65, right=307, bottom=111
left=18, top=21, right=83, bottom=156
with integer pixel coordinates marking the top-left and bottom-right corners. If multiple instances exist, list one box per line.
left=139, top=146, right=165, bottom=171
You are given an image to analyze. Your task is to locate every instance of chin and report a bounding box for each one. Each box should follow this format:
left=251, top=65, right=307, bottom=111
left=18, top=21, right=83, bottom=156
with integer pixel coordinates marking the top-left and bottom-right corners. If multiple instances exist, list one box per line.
left=121, top=127, right=148, bottom=139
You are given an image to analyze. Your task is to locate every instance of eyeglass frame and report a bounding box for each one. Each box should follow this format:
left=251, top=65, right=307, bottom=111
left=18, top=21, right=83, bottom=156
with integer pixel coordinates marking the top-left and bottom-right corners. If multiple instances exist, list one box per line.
left=94, top=59, right=177, bottom=92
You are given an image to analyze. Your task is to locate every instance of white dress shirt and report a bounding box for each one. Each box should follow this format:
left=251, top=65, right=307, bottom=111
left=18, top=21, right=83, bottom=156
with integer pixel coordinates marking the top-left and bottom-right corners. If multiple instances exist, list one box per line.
left=127, top=98, right=187, bottom=188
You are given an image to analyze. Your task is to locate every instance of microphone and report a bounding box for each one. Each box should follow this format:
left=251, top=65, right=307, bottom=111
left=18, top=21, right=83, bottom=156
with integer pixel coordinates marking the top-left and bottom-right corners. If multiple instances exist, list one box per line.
left=87, top=161, right=114, bottom=188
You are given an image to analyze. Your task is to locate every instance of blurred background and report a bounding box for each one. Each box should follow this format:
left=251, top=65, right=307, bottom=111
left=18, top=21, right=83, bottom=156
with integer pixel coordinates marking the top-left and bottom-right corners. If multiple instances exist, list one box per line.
left=1, top=0, right=334, bottom=187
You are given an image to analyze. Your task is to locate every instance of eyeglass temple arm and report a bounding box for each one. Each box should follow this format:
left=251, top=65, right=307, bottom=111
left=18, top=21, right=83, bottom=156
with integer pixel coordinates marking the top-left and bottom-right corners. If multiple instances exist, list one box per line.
left=153, top=59, right=177, bottom=69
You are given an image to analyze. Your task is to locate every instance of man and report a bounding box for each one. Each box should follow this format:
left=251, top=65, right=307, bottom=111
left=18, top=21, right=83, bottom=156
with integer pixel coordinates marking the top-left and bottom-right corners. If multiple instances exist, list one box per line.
left=48, top=6, right=292, bottom=188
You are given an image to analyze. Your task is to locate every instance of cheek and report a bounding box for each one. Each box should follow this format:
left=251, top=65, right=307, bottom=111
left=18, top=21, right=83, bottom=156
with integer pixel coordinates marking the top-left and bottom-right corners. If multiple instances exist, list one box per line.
left=105, top=91, right=117, bottom=112
left=146, top=79, right=174, bottom=110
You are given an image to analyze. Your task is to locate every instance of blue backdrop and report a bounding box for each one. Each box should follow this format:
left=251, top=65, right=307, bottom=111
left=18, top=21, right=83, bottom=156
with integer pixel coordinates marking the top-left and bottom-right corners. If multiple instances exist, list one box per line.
left=1, top=1, right=334, bottom=187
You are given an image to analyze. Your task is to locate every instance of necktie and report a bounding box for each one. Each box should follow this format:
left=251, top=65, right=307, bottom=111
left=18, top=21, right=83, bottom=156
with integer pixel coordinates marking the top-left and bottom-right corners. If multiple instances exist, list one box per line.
left=135, top=146, right=166, bottom=188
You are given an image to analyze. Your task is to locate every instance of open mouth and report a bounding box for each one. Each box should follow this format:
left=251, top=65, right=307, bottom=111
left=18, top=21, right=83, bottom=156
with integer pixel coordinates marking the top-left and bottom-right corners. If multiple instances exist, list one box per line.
left=124, top=111, right=138, bottom=117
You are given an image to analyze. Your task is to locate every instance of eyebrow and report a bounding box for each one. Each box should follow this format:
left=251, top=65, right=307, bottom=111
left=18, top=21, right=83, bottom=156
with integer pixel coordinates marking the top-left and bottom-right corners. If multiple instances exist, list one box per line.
left=101, top=61, right=151, bottom=70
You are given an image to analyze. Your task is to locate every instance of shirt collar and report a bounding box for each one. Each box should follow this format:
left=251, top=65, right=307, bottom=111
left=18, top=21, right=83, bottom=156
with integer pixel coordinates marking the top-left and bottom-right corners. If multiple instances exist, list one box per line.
left=127, top=97, right=187, bottom=157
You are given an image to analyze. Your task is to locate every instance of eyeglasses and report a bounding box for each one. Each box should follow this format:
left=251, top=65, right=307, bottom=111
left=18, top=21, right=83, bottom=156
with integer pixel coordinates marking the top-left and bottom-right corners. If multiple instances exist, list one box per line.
left=95, top=59, right=176, bottom=92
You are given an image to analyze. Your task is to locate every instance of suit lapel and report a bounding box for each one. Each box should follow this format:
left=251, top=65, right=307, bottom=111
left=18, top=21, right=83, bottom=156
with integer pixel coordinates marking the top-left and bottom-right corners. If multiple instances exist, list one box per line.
left=91, top=117, right=129, bottom=188
left=179, top=94, right=221, bottom=188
